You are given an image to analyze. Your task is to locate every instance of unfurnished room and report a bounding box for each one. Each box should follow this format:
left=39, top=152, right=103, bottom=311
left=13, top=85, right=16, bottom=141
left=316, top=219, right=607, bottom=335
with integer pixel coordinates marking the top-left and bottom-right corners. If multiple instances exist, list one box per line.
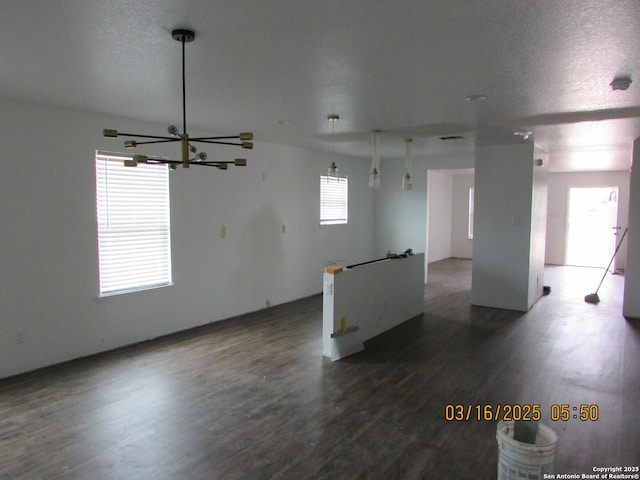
left=1, top=1, right=639, bottom=479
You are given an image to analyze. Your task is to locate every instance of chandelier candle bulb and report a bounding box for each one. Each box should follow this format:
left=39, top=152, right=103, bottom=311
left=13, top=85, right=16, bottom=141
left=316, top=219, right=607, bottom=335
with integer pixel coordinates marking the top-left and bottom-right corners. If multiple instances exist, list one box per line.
left=239, top=132, right=254, bottom=141
left=124, top=140, right=137, bottom=148
left=242, top=142, right=254, bottom=149
left=235, top=158, right=247, bottom=166
left=103, top=129, right=118, bottom=138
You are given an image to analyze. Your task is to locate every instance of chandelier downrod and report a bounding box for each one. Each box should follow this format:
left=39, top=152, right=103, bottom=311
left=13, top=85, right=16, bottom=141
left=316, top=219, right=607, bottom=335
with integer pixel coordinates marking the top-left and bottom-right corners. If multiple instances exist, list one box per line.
left=171, top=29, right=194, bottom=135
left=182, top=34, right=187, bottom=134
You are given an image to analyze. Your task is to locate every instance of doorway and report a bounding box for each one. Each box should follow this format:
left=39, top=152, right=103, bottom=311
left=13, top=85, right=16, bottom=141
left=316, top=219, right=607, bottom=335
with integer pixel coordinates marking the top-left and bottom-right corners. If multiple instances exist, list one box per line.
left=565, top=186, right=619, bottom=268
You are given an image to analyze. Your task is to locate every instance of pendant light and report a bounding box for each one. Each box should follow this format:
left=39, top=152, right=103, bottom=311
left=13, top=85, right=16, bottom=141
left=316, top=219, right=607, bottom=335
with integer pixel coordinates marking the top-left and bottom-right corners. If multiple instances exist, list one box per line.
left=327, top=114, right=340, bottom=181
left=103, top=29, right=253, bottom=170
left=328, top=161, right=339, bottom=178
left=369, top=130, right=381, bottom=189
left=402, top=138, right=413, bottom=191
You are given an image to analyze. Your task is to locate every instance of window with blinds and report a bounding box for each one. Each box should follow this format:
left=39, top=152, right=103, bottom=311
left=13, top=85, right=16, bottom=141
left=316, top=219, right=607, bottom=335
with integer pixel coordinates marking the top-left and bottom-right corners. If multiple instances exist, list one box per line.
left=320, top=176, right=348, bottom=225
left=95, top=151, right=172, bottom=296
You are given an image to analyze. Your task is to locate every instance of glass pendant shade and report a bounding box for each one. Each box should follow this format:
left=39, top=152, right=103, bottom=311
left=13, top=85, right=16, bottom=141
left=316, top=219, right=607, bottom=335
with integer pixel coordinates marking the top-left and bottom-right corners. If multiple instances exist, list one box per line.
left=402, top=138, right=413, bottom=191
left=328, top=161, right=339, bottom=179
left=402, top=172, right=412, bottom=190
left=369, top=131, right=381, bottom=189
left=369, top=168, right=380, bottom=188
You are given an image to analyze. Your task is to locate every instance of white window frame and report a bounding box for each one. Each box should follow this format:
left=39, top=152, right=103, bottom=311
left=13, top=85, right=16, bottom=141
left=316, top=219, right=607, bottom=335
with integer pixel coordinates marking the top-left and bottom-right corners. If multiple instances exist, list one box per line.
left=468, top=186, right=475, bottom=240
left=320, top=175, right=348, bottom=225
left=95, top=151, right=173, bottom=296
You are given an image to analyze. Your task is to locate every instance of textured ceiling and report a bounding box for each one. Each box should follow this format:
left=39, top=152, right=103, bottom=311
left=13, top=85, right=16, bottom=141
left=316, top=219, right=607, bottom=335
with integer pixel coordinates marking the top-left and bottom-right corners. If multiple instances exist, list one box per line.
left=2, top=0, right=639, bottom=171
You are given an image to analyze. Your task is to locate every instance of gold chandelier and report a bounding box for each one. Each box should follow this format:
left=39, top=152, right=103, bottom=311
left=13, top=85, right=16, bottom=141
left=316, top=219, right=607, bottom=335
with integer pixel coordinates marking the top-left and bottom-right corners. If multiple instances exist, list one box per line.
left=103, top=29, right=253, bottom=170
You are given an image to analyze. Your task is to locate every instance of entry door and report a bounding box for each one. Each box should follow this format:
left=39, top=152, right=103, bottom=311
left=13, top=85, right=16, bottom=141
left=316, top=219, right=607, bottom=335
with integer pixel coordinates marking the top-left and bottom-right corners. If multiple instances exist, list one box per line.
left=565, top=187, right=619, bottom=268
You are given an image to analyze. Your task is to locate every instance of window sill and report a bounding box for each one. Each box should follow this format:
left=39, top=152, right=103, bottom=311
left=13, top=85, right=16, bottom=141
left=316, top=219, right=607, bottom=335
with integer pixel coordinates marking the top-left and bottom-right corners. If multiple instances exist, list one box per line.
left=319, top=222, right=348, bottom=227
left=96, top=282, right=174, bottom=301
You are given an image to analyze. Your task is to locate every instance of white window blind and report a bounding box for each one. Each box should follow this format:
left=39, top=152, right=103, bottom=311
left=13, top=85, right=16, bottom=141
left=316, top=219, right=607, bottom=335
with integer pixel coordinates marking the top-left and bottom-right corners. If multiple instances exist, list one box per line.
left=320, top=176, right=348, bottom=225
left=95, top=151, right=172, bottom=296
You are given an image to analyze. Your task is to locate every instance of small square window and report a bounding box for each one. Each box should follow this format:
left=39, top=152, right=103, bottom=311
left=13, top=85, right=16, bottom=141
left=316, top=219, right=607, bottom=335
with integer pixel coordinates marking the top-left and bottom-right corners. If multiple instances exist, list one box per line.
left=320, top=175, right=348, bottom=225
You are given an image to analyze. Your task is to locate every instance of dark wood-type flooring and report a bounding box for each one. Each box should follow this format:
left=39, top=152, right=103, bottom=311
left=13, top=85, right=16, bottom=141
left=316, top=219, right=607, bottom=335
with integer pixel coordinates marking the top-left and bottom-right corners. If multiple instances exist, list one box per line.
left=1, top=259, right=638, bottom=479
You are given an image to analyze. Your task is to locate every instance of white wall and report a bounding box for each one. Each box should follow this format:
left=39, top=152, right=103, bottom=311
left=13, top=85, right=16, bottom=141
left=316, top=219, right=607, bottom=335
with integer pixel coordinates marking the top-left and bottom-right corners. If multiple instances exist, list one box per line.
left=0, top=97, right=375, bottom=379
left=528, top=146, right=549, bottom=308
left=322, top=254, right=424, bottom=360
left=471, top=144, right=544, bottom=312
left=545, top=170, right=630, bottom=270
left=373, top=155, right=474, bottom=282
left=373, top=159, right=427, bottom=258
left=623, top=138, right=640, bottom=318
left=452, top=174, right=474, bottom=259
left=426, top=171, right=453, bottom=263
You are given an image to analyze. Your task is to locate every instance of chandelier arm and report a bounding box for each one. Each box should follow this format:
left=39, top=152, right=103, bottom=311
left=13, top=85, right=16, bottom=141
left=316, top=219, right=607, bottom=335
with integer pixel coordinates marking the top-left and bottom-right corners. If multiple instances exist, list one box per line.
left=117, top=133, right=178, bottom=141
left=194, top=139, right=245, bottom=146
left=144, top=158, right=178, bottom=164
left=197, top=161, right=236, bottom=165
left=144, top=157, right=195, bottom=164
left=131, top=139, right=183, bottom=146
left=144, top=157, right=225, bottom=165
left=142, top=157, right=242, bottom=168
left=190, top=136, right=242, bottom=141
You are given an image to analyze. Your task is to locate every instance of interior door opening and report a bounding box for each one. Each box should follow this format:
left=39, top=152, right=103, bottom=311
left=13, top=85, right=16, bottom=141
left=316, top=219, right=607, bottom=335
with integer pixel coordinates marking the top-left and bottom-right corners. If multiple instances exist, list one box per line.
left=565, top=186, right=619, bottom=268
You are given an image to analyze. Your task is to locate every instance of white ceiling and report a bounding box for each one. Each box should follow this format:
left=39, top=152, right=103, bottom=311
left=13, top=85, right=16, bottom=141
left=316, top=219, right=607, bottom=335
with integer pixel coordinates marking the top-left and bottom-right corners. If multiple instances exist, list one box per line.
left=2, top=0, right=640, bottom=172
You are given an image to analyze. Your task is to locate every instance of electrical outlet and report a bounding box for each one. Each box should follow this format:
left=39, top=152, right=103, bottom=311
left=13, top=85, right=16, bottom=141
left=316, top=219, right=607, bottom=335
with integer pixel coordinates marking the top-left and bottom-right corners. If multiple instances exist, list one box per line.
left=16, top=330, right=26, bottom=345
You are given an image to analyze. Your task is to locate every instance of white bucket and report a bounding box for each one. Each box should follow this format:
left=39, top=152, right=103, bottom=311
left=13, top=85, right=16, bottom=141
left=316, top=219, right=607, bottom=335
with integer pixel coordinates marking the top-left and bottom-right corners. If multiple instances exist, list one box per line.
left=496, top=420, right=558, bottom=480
